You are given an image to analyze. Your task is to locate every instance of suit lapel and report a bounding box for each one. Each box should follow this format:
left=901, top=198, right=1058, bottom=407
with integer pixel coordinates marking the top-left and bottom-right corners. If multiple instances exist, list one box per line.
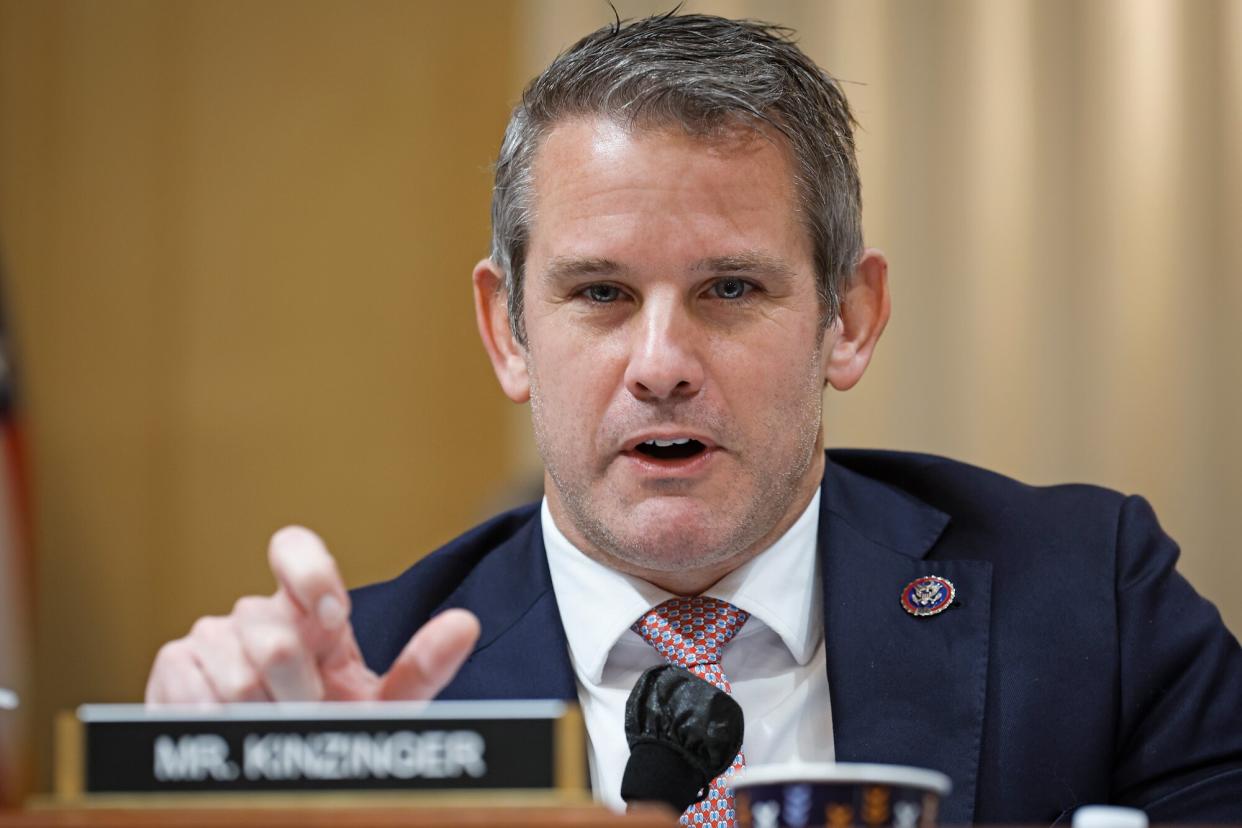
left=432, top=459, right=992, bottom=821
left=820, top=459, right=992, bottom=825
left=434, top=513, right=578, bottom=701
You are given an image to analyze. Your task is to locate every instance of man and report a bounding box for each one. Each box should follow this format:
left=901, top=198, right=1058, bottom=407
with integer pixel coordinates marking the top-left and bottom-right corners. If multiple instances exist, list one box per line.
left=145, top=13, right=1242, bottom=823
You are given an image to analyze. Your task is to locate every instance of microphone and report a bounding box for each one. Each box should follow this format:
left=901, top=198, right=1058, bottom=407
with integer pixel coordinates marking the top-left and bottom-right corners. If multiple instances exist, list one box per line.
left=620, top=664, right=744, bottom=813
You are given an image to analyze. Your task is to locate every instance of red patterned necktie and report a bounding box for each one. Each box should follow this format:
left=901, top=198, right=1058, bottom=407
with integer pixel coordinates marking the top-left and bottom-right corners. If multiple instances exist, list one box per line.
left=632, top=596, right=750, bottom=828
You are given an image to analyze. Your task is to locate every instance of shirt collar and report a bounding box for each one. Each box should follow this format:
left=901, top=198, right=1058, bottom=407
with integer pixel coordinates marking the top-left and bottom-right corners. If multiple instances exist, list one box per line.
left=542, top=490, right=823, bottom=684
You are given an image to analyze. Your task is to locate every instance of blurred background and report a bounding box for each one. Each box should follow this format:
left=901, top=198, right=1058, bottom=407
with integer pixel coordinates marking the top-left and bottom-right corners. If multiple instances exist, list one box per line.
left=0, top=0, right=1239, bottom=796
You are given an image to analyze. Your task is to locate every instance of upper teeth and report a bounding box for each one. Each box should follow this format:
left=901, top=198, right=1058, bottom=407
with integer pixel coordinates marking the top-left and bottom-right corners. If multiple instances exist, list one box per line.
left=645, top=438, right=691, bottom=447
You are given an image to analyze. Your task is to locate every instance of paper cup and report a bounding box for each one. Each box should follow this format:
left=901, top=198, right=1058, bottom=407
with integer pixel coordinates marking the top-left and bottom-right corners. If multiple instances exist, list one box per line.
left=732, top=762, right=952, bottom=828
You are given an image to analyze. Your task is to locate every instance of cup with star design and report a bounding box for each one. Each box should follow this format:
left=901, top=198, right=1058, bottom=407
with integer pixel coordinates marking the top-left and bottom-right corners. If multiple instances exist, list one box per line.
left=732, top=762, right=951, bottom=828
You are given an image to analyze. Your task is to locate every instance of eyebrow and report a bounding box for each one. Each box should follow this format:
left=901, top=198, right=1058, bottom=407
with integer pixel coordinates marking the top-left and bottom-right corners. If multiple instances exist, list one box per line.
left=537, top=251, right=799, bottom=287
left=691, top=252, right=799, bottom=283
left=540, top=256, right=628, bottom=288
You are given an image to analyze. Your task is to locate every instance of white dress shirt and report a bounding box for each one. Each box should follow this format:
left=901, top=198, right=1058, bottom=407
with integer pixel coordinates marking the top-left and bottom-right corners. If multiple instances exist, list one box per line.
left=542, top=492, right=835, bottom=811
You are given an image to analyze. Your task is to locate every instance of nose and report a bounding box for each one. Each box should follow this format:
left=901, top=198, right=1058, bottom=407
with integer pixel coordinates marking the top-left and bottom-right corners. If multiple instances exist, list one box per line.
left=623, top=296, right=705, bottom=402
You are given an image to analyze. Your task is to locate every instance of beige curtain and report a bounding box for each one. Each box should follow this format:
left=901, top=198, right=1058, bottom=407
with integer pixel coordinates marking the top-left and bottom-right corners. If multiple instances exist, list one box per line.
left=517, top=0, right=1242, bottom=632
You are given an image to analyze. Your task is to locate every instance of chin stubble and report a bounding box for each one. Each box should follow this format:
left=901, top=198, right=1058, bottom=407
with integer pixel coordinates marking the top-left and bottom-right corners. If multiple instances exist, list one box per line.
left=529, top=347, right=825, bottom=576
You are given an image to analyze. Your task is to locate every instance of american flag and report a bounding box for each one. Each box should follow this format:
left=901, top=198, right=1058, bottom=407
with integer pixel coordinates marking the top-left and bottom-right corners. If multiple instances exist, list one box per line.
left=0, top=262, right=31, bottom=808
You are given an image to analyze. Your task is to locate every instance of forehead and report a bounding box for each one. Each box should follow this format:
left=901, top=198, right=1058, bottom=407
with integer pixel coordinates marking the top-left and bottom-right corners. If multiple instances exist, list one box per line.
left=524, top=117, right=813, bottom=272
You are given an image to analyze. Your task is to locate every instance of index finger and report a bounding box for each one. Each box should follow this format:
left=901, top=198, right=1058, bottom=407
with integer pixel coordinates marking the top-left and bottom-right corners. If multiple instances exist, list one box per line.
left=267, top=525, right=350, bottom=632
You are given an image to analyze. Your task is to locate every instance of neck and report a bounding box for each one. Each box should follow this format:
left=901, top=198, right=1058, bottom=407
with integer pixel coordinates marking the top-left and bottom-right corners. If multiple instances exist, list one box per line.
left=549, top=452, right=825, bottom=596
left=639, top=560, right=759, bottom=597
left=638, top=480, right=819, bottom=595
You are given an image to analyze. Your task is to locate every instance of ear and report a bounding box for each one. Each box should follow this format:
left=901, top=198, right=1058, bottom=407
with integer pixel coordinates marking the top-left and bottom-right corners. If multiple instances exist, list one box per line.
left=822, top=249, right=891, bottom=391
left=473, top=258, right=530, bottom=403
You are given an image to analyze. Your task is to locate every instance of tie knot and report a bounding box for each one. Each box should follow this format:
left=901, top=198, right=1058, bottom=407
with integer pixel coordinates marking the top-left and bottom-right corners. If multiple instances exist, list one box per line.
left=632, top=596, right=749, bottom=669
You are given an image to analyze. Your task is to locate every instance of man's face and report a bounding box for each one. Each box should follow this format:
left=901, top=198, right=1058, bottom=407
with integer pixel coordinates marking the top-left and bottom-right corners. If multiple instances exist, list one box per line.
left=505, top=118, right=837, bottom=586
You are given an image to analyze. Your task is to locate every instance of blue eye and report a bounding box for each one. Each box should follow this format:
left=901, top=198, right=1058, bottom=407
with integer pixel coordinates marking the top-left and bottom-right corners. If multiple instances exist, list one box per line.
left=583, top=284, right=621, bottom=303
left=712, top=278, right=750, bottom=300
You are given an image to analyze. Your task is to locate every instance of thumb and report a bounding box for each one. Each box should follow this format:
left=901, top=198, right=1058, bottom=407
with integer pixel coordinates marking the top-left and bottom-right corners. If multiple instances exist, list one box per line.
left=379, top=609, right=481, bottom=700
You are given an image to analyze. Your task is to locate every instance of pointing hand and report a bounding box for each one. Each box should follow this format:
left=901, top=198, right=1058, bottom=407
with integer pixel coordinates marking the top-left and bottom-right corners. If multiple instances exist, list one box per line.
left=145, top=526, right=479, bottom=703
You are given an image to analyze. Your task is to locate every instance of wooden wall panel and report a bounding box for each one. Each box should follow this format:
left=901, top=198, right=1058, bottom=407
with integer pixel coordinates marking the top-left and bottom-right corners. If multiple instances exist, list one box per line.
left=0, top=0, right=519, bottom=789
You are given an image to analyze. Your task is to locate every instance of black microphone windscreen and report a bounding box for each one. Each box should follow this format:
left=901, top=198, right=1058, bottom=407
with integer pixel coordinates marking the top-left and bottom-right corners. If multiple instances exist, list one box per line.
left=620, top=664, right=744, bottom=812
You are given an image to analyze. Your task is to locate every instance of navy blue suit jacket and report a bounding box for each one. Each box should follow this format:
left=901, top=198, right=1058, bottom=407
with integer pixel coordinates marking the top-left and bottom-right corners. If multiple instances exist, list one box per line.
left=351, top=450, right=1242, bottom=823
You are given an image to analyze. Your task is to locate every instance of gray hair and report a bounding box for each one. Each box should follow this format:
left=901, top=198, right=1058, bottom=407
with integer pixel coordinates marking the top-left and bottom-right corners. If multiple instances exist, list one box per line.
left=490, top=11, right=862, bottom=345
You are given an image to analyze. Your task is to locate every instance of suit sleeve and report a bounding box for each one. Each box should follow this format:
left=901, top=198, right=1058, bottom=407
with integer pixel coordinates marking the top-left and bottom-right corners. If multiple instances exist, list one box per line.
left=1112, top=495, right=1242, bottom=820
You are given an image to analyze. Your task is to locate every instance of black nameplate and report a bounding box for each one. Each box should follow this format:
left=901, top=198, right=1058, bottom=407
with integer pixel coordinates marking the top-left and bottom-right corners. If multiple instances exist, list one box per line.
left=64, top=700, right=585, bottom=797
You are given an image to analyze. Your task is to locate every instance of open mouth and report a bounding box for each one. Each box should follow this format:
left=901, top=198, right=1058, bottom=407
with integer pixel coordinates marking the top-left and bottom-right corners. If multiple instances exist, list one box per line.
left=633, top=438, right=707, bottom=461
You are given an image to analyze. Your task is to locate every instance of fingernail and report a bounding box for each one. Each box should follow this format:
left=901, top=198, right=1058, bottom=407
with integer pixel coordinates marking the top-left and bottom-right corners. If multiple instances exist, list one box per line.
left=317, top=595, right=347, bottom=629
